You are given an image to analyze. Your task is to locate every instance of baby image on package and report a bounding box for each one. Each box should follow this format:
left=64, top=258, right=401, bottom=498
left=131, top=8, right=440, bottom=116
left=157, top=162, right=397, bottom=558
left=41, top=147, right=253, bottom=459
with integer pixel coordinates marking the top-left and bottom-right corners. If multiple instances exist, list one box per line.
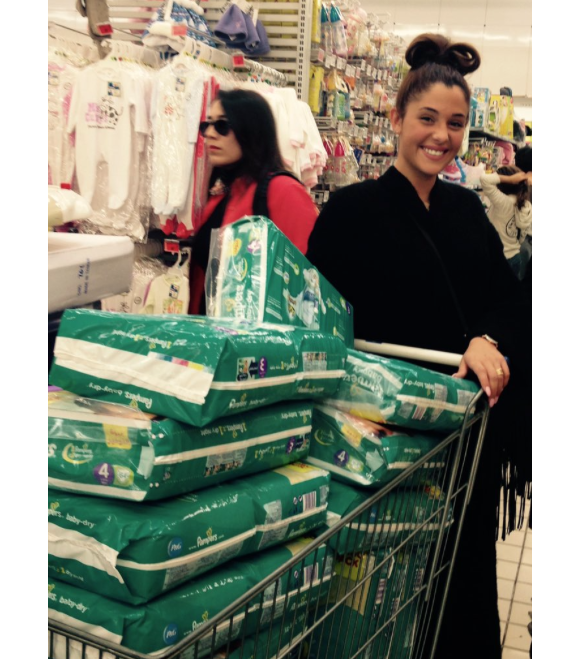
left=205, top=217, right=355, bottom=346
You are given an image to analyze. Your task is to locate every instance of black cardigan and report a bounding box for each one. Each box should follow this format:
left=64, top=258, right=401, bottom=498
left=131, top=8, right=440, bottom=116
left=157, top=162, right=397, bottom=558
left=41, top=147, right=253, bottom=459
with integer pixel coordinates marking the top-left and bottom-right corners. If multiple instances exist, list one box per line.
left=306, top=166, right=526, bottom=361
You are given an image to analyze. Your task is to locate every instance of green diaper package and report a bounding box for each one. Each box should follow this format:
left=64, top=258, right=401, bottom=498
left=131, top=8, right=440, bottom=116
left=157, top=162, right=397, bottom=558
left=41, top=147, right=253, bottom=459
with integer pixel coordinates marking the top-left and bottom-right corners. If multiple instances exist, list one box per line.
left=325, top=349, right=479, bottom=432
left=48, top=464, right=331, bottom=605
left=239, top=463, right=330, bottom=553
left=49, top=310, right=347, bottom=427
left=206, top=217, right=355, bottom=346
left=307, top=404, right=444, bottom=488
left=48, top=486, right=257, bottom=604
left=321, top=481, right=453, bottom=555
left=48, top=538, right=333, bottom=658
left=307, top=547, right=420, bottom=659
left=48, top=390, right=313, bottom=501
left=215, top=609, right=308, bottom=659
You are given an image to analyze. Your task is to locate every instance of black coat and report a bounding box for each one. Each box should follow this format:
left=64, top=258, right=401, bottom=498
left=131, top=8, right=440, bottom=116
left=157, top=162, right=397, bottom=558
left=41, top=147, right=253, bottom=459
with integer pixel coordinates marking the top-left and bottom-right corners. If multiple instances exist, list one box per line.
left=306, top=166, right=526, bottom=361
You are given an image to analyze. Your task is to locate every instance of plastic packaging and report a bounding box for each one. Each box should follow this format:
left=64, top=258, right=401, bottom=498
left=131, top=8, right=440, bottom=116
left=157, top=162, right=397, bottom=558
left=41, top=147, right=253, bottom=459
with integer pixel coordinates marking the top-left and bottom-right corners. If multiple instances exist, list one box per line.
left=49, top=309, right=347, bottom=426
left=205, top=217, right=355, bottom=345
left=48, top=390, right=314, bottom=501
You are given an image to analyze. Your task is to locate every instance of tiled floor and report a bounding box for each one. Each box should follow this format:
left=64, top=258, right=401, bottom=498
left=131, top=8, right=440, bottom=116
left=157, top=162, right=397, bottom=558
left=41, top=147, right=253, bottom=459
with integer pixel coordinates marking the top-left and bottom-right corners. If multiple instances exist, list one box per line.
left=497, top=500, right=532, bottom=658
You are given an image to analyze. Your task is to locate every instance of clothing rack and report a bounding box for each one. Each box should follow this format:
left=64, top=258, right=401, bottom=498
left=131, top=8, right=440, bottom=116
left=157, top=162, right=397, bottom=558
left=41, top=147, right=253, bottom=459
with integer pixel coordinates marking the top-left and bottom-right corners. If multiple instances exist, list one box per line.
left=49, top=20, right=161, bottom=67
left=232, top=55, right=287, bottom=86
left=175, top=34, right=287, bottom=86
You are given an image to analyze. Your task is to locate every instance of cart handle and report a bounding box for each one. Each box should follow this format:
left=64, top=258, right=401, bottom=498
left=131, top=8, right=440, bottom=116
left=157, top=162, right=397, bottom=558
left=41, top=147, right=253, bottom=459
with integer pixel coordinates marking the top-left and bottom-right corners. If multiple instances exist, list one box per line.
left=354, top=339, right=462, bottom=367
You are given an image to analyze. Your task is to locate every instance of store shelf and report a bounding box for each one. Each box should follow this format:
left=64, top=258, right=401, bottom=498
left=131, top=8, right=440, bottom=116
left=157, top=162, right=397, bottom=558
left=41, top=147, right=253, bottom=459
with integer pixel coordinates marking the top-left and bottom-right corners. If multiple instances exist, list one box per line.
left=469, top=129, right=522, bottom=147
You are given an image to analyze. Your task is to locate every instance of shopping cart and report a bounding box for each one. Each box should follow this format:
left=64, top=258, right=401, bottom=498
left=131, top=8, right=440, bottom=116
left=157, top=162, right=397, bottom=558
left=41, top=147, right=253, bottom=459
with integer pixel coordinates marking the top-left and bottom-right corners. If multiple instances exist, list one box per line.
left=48, top=342, right=490, bottom=659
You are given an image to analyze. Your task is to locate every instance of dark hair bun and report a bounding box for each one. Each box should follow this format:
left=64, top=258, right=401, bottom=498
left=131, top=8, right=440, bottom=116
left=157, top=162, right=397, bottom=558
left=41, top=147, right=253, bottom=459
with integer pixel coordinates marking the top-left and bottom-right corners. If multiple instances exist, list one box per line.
left=405, top=33, right=481, bottom=75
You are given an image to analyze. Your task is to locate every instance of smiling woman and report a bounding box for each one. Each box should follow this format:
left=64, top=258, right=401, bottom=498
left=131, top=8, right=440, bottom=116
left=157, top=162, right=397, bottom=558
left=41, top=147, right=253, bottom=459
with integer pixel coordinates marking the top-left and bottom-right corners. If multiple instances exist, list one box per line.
left=306, top=32, right=530, bottom=659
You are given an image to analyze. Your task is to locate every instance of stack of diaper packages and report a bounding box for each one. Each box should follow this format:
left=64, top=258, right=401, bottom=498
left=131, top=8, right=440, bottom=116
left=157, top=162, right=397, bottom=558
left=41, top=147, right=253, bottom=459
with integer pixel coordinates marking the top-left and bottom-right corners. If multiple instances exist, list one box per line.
left=302, top=348, right=481, bottom=659
left=48, top=309, right=350, bottom=657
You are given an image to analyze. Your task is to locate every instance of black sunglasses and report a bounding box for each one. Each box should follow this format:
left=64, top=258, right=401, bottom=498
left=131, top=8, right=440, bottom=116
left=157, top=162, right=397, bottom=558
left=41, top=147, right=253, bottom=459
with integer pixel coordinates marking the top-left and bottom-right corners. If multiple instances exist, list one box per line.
left=199, top=119, right=231, bottom=137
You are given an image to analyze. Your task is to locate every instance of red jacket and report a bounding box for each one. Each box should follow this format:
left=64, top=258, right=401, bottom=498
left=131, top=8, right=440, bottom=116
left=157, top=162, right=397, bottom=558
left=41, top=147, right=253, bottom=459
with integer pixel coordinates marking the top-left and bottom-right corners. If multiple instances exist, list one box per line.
left=189, top=175, right=319, bottom=314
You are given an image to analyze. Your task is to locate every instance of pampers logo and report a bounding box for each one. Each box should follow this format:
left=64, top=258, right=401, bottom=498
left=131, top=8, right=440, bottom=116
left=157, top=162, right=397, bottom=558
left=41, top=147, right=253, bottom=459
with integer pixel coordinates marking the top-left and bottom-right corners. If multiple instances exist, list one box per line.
left=229, top=393, right=248, bottom=410
left=167, top=537, right=183, bottom=558
left=163, top=623, right=179, bottom=645
left=197, top=527, right=218, bottom=548
left=192, top=610, right=209, bottom=631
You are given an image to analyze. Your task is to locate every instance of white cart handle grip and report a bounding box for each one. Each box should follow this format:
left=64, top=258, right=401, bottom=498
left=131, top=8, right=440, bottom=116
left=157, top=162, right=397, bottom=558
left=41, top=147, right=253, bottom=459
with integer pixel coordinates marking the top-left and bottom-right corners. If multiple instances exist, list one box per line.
left=353, top=339, right=462, bottom=368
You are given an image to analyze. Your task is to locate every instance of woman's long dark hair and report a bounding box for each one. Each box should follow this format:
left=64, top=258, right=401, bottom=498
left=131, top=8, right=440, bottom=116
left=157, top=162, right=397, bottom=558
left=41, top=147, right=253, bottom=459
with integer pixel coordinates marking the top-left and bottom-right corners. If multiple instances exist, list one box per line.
left=212, top=89, right=287, bottom=183
left=497, top=165, right=529, bottom=210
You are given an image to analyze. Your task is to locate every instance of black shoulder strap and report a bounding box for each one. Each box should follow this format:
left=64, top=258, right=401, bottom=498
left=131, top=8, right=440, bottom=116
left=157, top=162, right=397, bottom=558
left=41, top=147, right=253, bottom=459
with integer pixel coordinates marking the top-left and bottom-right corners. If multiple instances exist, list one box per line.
left=252, top=171, right=302, bottom=218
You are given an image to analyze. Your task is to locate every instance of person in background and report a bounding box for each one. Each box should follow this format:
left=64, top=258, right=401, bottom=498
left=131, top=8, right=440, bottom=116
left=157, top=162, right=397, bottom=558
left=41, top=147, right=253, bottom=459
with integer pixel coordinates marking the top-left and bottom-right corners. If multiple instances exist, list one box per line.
left=306, top=33, right=530, bottom=659
left=515, top=144, right=532, bottom=279
left=188, top=88, right=318, bottom=314
left=480, top=166, right=532, bottom=279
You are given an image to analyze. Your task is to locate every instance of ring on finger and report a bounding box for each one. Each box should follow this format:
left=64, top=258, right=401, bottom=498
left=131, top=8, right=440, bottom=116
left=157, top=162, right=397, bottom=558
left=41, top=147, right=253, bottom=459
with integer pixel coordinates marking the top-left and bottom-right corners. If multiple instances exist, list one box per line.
left=496, top=368, right=504, bottom=376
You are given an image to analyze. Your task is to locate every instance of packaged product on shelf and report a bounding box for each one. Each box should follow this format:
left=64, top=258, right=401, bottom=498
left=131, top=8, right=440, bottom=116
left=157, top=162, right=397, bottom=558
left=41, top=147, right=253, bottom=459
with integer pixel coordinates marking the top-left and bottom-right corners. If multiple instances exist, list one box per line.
left=239, top=462, right=330, bottom=552
left=48, top=538, right=333, bottom=658
left=320, top=480, right=453, bottom=555
left=306, top=404, right=444, bottom=488
left=488, top=94, right=515, bottom=139
left=48, top=486, right=257, bottom=604
left=470, top=87, right=491, bottom=129
left=48, top=186, right=92, bottom=228
left=205, top=217, right=355, bottom=347
left=49, top=310, right=347, bottom=426
left=48, top=390, right=313, bottom=501
left=325, top=349, right=479, bottom=432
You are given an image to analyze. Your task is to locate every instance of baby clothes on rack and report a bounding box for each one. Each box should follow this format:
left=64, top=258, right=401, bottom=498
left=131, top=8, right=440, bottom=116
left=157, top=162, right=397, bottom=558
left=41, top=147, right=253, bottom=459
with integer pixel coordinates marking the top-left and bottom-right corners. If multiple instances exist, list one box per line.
left=150, top=58, right=207, bottom=222
left=71, top=52, right=157, bottom=242
left=141, top=258, right=190, bottom=314
left=101, top=256, right=167, bottom=313
left=214, top=1, right=270, bottom=55
left=67, top=58, right=150, bottom=210
left=142, top=0, right=217, bottom=51
left=48, top=57, right=79, bottom=188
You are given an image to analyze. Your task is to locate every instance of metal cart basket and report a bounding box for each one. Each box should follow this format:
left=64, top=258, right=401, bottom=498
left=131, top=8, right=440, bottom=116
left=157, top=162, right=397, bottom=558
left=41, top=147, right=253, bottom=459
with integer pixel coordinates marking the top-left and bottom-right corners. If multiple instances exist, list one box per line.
left=48, top=343, right=490, bottom=659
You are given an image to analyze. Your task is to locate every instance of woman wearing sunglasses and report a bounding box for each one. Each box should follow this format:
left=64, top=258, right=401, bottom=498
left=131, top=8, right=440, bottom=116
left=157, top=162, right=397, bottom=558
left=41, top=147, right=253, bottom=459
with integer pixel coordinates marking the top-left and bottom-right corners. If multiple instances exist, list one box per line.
left=189, top=88, right=319, bottom=314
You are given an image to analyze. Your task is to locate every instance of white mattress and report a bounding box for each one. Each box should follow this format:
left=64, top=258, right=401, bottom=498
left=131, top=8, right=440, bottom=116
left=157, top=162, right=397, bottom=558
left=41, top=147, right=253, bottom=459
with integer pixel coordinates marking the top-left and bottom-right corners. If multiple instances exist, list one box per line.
left=48, top=233, right=134, bottom=314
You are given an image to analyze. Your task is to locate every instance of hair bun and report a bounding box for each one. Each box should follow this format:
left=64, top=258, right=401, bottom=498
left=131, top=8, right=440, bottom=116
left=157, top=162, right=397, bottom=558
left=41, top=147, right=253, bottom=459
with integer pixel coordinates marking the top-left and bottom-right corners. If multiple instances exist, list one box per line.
left=405, top=33, right=481, bottom=75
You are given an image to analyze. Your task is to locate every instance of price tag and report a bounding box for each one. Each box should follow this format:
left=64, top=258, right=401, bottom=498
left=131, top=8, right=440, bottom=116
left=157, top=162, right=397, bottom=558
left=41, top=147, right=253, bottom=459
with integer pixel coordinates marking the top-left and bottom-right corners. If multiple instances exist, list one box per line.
left=96, top=23, right=113, bottom=36
left=232, top=55, right=246, bottom=67
left=317, top=48, right=325, bottom=63
left=164, top=239, right=180, bottom=254
left=355, top=67, right=361, bottom=79
left=325, top=54, right=336, bottom=68
left=346, top=64, right=354, bottom=77
left=336, top=56, right=346, bottom=70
